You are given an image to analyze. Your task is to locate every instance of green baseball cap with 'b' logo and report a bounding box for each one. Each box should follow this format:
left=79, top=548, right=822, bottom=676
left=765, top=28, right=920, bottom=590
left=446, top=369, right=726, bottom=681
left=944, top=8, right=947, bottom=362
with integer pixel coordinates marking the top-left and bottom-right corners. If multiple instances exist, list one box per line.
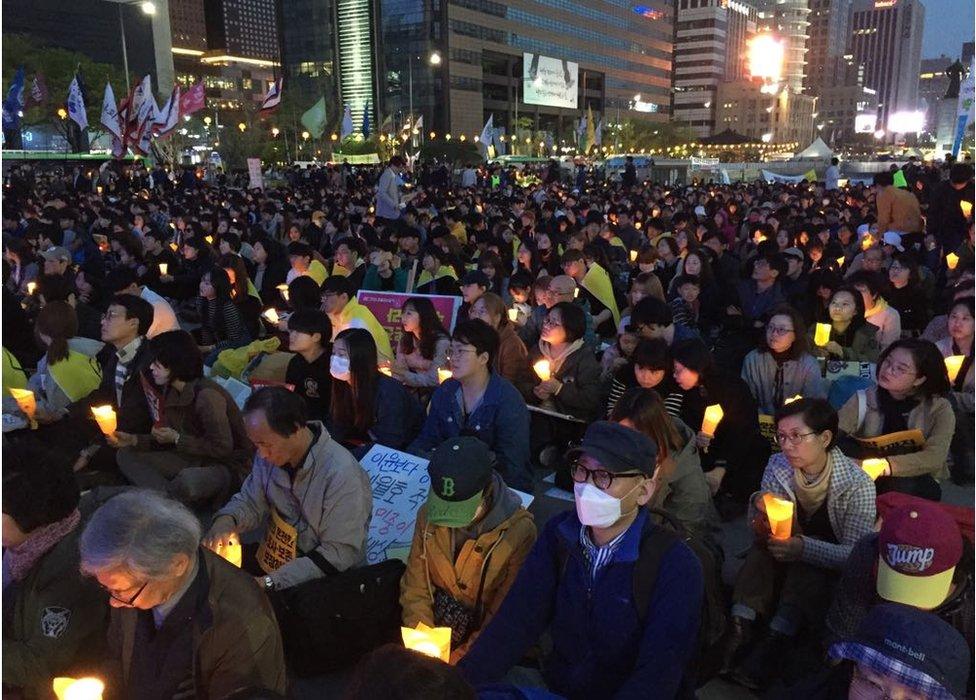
left=426, top=437, right=496, bottom=527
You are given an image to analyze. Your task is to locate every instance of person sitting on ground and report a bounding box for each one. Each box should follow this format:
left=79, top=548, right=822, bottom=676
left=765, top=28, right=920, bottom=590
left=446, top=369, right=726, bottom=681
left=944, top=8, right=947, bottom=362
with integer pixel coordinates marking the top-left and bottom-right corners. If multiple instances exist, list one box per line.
left=320, top=275, right=394, bottom=364
left=2, top=441, right=108, bottom=697
left=104, top=267, right=179, bottom=339
left=286, top=241, right=328, bottom=286
left=409, top=320, right=532, bottom=493
left=205, top=386, right=373, bottom=591
left=605, top=337, right=682, bottom=419
left=285, top=309, right=333, bottom=420
left=934, top=297, right=974, bottom=483
left=718, top=398, right=876, bottom=691
left=837, top=338, right=955, bottom=501
left=458, top=421, right=704, bottom=698
left=332, top=237, right=367, bottom=292
left=111, top=330, right=253, bottom=505
left=197, top=267, right=251, bottom=352
left=457, top=270, right=489, bottom=325
left=345, top=644, right=477, bottom=700
left=80, top=490, right=286, bottom=698
left=328, top=328, right=424, bottom=453
left=415, top=245, right=461, bottom=296
left=468, top=292, right=534, bottom=395
left=399, top=437, right=537, bottom=663
left=741, top=305, right=827, bottom=415
left=808, top=286, right=880, bottom=364
left=392, top=296, right=451, bottom=390
left=848, top=270, right=902, bottom=351
left=628, top=296, right=701, bottom=349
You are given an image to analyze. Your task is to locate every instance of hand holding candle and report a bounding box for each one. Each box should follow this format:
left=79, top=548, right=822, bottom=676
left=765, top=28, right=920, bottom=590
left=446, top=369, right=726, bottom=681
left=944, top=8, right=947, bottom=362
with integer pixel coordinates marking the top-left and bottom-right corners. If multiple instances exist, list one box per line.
left=761, top=493, right=795, bottom=540
left=814, top=322, right=831, bottom=347
left=262, top=308, right=280, bottom=324
left=437, top=368, right=453, bottom=384
left=507, top=308, right=519, bottom=322
left=26, top=281, right=37, bottom=295
left=700, top=404, right=724, bottom=438
left=533, top=359, right=552, bottom=381
left=277, top=283, right=289, bottom=302
left=212, top=536, right=243, bottom=567
left=401, top=622, right=451, bottom=662
left=53, top=677, right=104, bottom=700
left=861, top=458, right=889, bottom=481
left=9, top=387, right=36, bottom=421
left=91, top=405, right=117, bottom=437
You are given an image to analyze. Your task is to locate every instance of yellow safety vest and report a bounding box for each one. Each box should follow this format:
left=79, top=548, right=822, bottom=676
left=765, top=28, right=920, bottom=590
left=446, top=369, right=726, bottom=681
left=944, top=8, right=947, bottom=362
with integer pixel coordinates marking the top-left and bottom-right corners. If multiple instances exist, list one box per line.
left=339, top=298, right=394, bottom=362
left=48, top=350, right=102, bottom=403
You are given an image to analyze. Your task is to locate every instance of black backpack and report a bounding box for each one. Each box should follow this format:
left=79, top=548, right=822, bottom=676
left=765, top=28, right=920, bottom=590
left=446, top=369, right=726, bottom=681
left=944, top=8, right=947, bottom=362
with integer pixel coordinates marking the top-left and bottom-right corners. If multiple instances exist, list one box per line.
left=555, top=508, right=728, bottom=687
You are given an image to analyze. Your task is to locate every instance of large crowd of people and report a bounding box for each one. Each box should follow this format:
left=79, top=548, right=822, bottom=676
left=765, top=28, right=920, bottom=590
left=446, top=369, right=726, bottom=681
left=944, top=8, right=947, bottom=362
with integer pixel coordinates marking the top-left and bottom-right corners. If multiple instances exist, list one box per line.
left=2, top=153, right=974, bottom=699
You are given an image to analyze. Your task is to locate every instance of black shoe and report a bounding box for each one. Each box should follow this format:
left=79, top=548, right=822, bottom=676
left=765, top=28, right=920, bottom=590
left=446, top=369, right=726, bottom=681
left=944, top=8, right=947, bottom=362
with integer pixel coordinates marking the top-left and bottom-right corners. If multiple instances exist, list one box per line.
left=731, top=630, right=793, bottom=691
left=716, top=616, right=755, bottom=678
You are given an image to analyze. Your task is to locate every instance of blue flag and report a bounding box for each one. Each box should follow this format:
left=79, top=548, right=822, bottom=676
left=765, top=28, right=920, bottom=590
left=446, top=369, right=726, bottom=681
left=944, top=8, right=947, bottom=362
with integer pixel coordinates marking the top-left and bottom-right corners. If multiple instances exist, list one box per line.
left=361, top=101, right=370, bottom=138
left=2, top=67, right=25, bottom=130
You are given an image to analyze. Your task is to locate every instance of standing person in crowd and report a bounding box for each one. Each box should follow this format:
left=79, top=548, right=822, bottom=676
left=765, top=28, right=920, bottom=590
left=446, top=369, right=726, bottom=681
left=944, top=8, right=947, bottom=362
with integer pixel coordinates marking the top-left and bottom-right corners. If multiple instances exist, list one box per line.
left=848, top=270, right=902, bottom=350
left=837, top=339, right=955, bottom=501
left=718, top=398, right=875, bottom=691
left=935, top=297, right=974, bottom=483
left=285, top=309, right=333, bottom=419
left=3, top=441, right=108, bottom=697
left=205, top=387, right=372, bottom=591
left=375, top=156, right=406, bottom=223
left=328, top=328, right=424, bottom=451
left=459, top=421, right=704, bottom=699
left=874, top=170, right=922, bottom=237
left=399, top=437, right=537, bottom=663
left=409, top=320, right=533, bottom=493
left=809, top=286, right=880, bottom=363
left=741, top=306, right=826, bottom=415
left=671, top=338, right=769, bottom=515
left=392, top=296, right=451, bottom=391
left=468, top=291, right=534, bottom=394
left=80, top=490, right=287, bottom=698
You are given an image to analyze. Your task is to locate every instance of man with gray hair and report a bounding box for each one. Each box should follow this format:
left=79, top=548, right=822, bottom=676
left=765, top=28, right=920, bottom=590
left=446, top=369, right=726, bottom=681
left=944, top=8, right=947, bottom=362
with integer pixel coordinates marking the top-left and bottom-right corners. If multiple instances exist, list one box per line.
left=79, top=490, right=286, bottom=699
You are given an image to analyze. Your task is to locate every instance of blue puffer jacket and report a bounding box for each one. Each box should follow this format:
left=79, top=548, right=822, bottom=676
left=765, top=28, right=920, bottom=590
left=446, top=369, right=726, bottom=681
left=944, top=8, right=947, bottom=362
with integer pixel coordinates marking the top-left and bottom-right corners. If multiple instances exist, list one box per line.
left=408, top=373, right=532, bottom=492
left=459, top=509, right=704, bottom=700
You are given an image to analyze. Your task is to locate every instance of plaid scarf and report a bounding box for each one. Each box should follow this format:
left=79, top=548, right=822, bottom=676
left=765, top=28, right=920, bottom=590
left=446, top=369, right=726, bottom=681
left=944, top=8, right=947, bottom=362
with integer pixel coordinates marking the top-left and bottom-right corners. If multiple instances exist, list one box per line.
left=4, top=508, right=81, bottom=583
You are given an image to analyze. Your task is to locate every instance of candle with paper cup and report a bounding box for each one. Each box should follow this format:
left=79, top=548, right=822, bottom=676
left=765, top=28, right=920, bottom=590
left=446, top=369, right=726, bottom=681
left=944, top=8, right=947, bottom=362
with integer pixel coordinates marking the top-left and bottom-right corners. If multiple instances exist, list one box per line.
left=946, top=252, right=959, bottom=271
left=761, top=493, right=794, bottom=540
left=507, top=308, right=519, bottom=322
left=533, top=359, right=552, bottom=381
left=814, top=323, right=831, bottom=347
left=437, top=368, right=453, bottom=384
left=700, top=404, right=724, bottom=438
left=277, top=284, right=289, bottom=302
left=784, top=394, right=803, bottom=405
left=26, top=281, right=36, bottom=295
left=861, top=458, right=888, bottom=481
left=262, top=308, right=280, bottom=324
left=379, top=365, right=393, bottom=377
left=630, top=249, right=638, bottom=263
left=90, top=405, right=117, bottom=437
left=401, top=623, right=451, bottom=662
left=53, top=677, right=104, bottom=700
left=961, top=200, right=973, bottom=219
left=158, top=263, right=168, bottom=275
left=9, top=387, right=37, bottom=428
left=945, top=355, right=965, bottom=383
left=214, top=537, right=242, bottom=567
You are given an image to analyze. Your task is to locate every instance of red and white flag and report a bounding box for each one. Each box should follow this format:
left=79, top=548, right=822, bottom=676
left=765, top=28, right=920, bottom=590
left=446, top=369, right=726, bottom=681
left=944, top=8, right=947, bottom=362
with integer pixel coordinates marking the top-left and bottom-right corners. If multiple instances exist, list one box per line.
left=180, top=80, right=205, bottom=116
left=258, top=78, right=282, bottom=115
left=154, top=86, right=181, bottom=139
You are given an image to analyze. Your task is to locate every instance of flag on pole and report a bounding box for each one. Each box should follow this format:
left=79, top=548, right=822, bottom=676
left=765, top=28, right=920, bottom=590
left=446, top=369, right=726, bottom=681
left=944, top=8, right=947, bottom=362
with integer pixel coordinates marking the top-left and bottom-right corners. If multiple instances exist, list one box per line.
left=595, top=119, right=603, bottom=147
left=575, top=115, right=587, bottom=150
left=154, top=86, right=181, bottom=138
left=2, top=67, right=25, bottom=131
left=67, top=74, right=88, bottom=130
left=340, top=104, right=353, bottom=140
left=180, top=80, right=206, bottom=116
left=479, top=114, right=494, bottom=159
left=361, top=101, right=371, bottom=138
left=952, top=57, right=975, bottom=158
left=26, top=72, right=48, bottom=108
left=259, top=78, right=282, bottom=115
left=414, top=114, right=423, bottom=132
left=100, top=82, right=122, bottom=139
left=300, top=96, right=327, bottom=139
left=585, top=104, right=595, bottom=154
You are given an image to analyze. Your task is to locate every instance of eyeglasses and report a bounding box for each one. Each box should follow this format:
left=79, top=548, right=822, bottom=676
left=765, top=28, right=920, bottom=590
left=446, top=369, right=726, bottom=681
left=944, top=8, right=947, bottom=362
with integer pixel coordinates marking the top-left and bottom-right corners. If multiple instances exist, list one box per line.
left=774, top=431, right=818, bottom=447
left=571, top=461, right=644, bottom=490
left=767, top=325, right=795, bottom=336
left=445, top=346, right=478, bottom=359
left=101, top=310, right=126, bottom=321
left=98, top=578, right=149, bottom=606
left=881, top=357, right=916, bottom=377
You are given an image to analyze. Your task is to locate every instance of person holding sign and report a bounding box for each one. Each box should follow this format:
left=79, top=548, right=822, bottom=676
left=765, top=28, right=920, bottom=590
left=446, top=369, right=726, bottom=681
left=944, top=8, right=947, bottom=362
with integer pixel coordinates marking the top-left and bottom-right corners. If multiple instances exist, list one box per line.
left=205, top=386, right=373, bottom=591
left=80, top=490, right=286, bottom=699
left=459, top=421, right=704, bottom=698
left=718, top=398, right=875, bottom=691
left=837, top=339, right=955, bottom=501
left=399, top=437, right=536, bottom=663
left=409, top=321, right=533, bottom=492
left=808, top=287, right=880, bottom=363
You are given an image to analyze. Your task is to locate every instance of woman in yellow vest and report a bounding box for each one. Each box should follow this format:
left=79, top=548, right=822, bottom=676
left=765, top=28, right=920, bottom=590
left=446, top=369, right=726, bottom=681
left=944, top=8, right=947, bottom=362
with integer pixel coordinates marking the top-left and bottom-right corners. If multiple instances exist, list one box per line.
left=28, top=302, right=102, bottom=422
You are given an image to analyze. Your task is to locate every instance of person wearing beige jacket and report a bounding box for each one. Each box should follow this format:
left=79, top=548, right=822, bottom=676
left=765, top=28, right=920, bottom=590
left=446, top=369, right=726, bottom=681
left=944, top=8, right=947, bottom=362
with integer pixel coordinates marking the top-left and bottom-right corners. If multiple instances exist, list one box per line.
left=837, top=339, right=954, bottom=501
left=874, top=171, right=922, bottom=235
left=400, top=437, right=536, bottom=663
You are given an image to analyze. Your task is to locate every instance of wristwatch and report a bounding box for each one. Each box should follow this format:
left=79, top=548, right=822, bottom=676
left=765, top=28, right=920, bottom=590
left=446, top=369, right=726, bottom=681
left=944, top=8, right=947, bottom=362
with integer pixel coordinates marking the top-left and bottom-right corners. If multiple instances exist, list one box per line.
left=263, top=575, right=275, bottom=592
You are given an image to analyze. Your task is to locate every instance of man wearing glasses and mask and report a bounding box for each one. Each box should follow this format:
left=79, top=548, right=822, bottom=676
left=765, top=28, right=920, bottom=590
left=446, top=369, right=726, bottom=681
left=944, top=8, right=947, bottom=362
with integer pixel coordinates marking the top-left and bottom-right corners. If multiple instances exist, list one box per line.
left=459, top=421, right=704, bottom=698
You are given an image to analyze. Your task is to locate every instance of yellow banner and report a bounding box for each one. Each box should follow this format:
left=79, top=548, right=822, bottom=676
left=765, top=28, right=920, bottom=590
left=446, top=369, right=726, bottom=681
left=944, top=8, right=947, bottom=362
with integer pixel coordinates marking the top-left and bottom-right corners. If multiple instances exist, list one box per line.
left=256, top=507, right=298, bottom=574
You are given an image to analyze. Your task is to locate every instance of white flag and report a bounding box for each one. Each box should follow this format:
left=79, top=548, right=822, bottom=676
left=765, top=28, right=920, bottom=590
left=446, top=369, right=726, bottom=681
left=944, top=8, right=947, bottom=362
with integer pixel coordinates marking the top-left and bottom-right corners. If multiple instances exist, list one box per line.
left=100, top=82, right=122, bottom=139
left=67, top=75, right=87, bottom=130
left=595, top=119, right=603, bottom=147
left=479, top=114, right=494, bottom=159
left=340, top=104, right=353, bottom=139
left=154, top=86, right=181, bottom=138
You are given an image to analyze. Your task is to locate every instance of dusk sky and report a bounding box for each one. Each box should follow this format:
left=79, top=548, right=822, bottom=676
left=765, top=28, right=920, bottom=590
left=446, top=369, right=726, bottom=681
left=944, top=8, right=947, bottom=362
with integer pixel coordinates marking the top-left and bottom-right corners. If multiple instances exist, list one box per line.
left=921, top=0, right=975, bottom=59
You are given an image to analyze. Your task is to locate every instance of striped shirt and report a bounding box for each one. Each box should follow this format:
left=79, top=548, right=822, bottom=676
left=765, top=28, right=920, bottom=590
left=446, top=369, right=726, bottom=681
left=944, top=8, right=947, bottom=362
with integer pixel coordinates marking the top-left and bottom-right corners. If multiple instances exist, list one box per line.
left=114, top=337, right=143, bottom=405
left=579, top=525, right=628, bottom=581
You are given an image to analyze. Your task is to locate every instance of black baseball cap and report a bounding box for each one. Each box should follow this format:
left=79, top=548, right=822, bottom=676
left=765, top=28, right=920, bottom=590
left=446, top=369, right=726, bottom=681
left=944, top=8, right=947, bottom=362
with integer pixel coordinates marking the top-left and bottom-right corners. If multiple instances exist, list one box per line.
left=568, top=421, right=658, bottom=475
left=426, top=437, right=495, bottom=527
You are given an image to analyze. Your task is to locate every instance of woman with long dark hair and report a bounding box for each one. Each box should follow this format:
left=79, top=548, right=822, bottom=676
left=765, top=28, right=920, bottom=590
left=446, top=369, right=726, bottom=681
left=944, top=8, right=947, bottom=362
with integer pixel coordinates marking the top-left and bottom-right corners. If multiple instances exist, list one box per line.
left=251, top=235, right=290, bottom=305
left=218, top=252, right=262, bottom=339
left=329, top=328, right=424, bottom=452
left=393, top=296, right=450, bottom=389
left=935, top=297, right=974, bottom=483
left=886, top=252, right=930, bottom=336
left=197, top=267, right=251, bottom=350
left=808, top=286, right=879, bottom=363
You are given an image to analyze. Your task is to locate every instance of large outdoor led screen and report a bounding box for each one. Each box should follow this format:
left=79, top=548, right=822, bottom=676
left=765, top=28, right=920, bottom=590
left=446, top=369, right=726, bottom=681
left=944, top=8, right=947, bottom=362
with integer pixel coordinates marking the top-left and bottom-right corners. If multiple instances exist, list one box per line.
left=523, top=53, right=579, bottom=109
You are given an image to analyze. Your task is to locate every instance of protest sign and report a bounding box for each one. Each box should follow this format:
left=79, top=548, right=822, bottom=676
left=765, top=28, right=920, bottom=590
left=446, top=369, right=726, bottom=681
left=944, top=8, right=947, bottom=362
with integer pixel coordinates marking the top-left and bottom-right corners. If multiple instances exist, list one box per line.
left=356, top=290, right=460, bottom=349
left=247, top=157, right=263, bottom=190
left=360, top=444, right=431, bottom=564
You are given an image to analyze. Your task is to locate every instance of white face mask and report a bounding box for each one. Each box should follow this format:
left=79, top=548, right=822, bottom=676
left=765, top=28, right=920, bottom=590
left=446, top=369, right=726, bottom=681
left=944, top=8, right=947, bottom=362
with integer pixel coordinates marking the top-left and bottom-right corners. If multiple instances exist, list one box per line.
left=574, top=481, right=642, bottom=528
left=329, top=355, right=350, bottom=382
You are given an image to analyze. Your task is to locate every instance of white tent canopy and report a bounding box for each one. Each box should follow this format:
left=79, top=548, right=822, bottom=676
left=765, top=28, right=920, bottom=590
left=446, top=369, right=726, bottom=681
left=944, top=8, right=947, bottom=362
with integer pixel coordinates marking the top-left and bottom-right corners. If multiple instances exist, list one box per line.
left=795, top=137, right=833, bottom=160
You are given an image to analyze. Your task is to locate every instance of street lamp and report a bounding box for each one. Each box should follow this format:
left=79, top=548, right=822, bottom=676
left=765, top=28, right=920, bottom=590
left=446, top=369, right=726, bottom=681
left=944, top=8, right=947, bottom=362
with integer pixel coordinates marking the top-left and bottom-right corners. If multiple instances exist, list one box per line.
left=117, top=1, right=156, bottom=94
left=237, top=122, right=246, bottom=132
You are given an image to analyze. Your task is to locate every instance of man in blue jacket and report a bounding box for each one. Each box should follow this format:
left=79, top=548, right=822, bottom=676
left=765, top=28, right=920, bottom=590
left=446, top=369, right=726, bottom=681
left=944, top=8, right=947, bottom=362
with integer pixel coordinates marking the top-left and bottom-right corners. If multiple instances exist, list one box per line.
left=459, top=421, right=704, bottom=699
left=408, top=320, right=532, bottom=492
